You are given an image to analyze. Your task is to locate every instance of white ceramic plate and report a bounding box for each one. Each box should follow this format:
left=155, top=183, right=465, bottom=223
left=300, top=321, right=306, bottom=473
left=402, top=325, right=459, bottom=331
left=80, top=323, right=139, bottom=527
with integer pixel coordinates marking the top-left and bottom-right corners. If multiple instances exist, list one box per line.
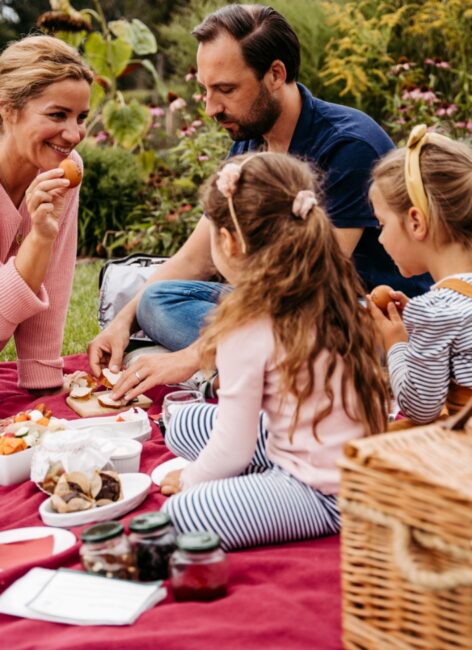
left=151, top=457, right=190, bottom=486
left=0, top=526, right=76, bottom=557
left=67, top=409, right=152, bottom=443
left=39, top=473, right=151, bottom=529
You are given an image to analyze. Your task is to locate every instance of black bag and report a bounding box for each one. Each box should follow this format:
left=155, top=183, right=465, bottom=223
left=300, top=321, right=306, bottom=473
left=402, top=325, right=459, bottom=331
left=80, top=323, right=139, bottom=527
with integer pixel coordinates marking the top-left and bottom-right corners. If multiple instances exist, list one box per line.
left=98, top=253, right=167, bottom=342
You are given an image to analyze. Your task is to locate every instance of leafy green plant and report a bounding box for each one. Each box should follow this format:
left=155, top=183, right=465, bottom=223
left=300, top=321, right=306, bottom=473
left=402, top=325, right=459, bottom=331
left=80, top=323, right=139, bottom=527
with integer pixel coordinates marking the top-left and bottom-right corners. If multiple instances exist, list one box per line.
left=102, top=107, right=229, bottom=257
left=320, top=0, right=472, bottom=136
left=76, top=139, right=149, bottom=256
left=38, top=0, right=160, bottom=150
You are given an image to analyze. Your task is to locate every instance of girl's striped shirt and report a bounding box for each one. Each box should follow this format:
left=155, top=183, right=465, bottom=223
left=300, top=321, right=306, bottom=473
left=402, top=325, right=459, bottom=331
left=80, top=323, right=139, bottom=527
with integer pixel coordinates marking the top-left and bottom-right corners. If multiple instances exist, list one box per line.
left=388, top=273, right=472, bottom=423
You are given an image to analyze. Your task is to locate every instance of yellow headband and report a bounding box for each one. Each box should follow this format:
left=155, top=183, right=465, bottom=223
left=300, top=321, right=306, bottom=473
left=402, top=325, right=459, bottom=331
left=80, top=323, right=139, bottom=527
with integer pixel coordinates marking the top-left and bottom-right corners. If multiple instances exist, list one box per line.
left=404, top=124, right=452, bottom=222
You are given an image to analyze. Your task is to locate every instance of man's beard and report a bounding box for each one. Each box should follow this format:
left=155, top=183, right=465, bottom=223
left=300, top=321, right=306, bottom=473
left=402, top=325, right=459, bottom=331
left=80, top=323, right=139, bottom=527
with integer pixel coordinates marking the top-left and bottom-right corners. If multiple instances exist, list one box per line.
left=215, top=82, right=282, bottom=141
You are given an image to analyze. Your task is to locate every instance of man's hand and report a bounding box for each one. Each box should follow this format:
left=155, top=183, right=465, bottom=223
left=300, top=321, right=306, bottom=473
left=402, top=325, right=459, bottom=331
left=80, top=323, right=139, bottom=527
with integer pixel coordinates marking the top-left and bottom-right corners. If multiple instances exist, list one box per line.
left=111, top=345, right=201, bottom=401
left=87, top=321, right=131, bottom=377
left=368, top=298, right=409, bottom=351
left=160, top=469, right=183, bottom=496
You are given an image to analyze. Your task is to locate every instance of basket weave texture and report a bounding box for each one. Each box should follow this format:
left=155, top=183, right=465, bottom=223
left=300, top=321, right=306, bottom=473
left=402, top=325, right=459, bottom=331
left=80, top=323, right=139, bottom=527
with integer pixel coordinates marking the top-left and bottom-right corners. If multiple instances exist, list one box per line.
left=338, top=419, right=472, bottom=650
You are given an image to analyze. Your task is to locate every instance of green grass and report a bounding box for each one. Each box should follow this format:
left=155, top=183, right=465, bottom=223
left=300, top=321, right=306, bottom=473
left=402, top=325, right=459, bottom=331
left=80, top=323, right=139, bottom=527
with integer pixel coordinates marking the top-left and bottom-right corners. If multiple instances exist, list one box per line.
left=0, top=260, right=103, bottom=362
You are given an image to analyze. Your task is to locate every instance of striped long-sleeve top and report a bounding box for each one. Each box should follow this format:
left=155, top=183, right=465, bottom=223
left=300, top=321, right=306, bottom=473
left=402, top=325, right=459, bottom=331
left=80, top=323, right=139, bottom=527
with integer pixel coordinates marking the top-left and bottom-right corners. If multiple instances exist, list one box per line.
left=387, top=273, right=472, bottom=424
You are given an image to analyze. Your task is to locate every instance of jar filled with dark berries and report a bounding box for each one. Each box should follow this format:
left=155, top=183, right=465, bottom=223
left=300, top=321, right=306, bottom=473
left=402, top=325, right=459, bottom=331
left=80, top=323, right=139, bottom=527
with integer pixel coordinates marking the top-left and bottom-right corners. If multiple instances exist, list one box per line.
left=129, top=511, right=177, bottom=581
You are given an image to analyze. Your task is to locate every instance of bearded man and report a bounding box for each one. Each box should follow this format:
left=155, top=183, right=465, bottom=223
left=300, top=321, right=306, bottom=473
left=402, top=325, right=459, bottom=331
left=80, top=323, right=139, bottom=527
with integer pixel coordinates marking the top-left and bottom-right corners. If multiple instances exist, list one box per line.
left=89, top=4, right=431, bottom=399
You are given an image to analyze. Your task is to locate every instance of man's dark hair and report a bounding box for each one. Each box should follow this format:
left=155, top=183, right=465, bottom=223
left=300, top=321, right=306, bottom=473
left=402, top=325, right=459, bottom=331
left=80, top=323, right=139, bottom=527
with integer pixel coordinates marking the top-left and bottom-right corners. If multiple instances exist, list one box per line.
left=192, top=4, right=300, bottom=83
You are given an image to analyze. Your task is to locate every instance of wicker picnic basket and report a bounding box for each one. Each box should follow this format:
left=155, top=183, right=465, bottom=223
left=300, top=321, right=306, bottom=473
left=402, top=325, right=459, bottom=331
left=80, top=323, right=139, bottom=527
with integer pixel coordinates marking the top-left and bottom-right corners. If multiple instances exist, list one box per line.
left=338, top=402, right=472, bottom=650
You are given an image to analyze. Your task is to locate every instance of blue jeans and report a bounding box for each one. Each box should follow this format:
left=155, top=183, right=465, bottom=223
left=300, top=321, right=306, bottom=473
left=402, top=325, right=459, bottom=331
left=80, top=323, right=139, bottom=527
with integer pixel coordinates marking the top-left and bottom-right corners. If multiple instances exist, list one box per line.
left=136, top=280, right=230, bottom=351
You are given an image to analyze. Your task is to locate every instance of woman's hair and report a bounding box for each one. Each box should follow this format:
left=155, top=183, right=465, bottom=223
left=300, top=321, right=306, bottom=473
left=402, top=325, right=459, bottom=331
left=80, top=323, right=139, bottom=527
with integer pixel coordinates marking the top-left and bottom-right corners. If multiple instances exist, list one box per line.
left=0, top=35, right=93, bottom=117
left=371, top=138, right=472, bottom=249
left=200, top=153, right=389, bottom=439
left=192, top=4, right=300, bottom=83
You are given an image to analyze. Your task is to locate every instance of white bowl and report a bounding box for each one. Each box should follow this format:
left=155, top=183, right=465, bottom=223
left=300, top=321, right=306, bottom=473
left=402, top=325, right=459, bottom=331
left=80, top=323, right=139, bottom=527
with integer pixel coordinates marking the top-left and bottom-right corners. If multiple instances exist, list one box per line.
left=108, top=438, right=142, bottom=473
left=0, top=447, right=34, bottom=486
left=39, top=473, right=151, bottom=528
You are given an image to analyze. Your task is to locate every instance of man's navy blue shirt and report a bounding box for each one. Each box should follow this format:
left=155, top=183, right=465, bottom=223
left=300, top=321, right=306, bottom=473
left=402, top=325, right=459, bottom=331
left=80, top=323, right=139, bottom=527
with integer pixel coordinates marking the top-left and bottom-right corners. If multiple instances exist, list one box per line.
left=229, top=83, right=432, bottom=296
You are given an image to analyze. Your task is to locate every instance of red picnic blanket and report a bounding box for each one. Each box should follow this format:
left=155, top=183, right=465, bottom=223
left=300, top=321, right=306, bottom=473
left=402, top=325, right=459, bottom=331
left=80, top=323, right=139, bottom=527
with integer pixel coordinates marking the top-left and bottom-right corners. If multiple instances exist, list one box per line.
left=0, top=354, right=342, bottom=650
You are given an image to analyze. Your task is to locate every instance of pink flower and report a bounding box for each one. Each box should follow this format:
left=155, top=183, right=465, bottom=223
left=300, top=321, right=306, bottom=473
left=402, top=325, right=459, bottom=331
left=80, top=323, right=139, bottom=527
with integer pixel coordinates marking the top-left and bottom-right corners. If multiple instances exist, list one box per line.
left=149, top=106, right=165, bottom=117
left=178, top=126, right=196, bottom=138
left=436, top=103, right=457, bottom=117
left=191, top=120, right=203, bottom=128
left=216, top=163, right=242, bottom=198
left=454, top=120, right=472, bottom=132
left=169, top=97, right=187, bottom=113
left=192, top=93, right=204, bottom=102
left=425, top=58, right=450, bottom=69
left=95, top=131, right=108, bottom=143
left=198, top=154, right=210, bottom=162
left=402, top=88, right=437, bottom=103
left=391, top=61, right=414, bottom=74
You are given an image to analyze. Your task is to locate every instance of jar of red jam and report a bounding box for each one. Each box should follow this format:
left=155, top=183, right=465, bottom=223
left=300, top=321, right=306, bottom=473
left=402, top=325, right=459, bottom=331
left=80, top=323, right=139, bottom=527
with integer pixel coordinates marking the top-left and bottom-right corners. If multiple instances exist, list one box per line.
left=80, top=521, right=136, bottom=580
left=169, top=531, right=228, bottom=601
left=129, top=511, right=176, bottom=581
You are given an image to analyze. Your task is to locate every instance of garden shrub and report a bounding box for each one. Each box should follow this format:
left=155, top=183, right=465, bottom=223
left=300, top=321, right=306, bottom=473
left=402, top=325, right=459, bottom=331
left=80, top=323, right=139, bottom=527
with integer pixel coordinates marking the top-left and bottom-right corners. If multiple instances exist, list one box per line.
left=102, top=110, right=229, bottom=258
left=320, top=0, right=472, bottom=141
left=77, top=139, right=149, bottom=256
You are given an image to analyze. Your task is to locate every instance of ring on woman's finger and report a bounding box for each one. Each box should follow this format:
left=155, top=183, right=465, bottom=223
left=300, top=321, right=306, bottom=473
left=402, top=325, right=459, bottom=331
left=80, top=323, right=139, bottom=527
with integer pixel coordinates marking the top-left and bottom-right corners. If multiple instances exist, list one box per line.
left=135, top=370, right=142, bottom=382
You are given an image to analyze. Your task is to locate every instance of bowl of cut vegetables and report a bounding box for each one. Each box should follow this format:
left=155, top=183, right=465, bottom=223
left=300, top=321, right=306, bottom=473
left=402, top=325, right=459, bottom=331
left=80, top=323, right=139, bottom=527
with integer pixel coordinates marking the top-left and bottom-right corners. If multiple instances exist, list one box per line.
left=0, top=404, right=66, bottom=486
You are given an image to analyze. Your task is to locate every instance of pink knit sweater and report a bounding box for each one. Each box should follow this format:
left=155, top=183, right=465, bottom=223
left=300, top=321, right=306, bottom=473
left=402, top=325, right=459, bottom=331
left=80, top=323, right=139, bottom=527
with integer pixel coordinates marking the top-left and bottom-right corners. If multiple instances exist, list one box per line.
left=181, top=317, right=365, bottom=495
left=0, top=151, right=81, bottom=389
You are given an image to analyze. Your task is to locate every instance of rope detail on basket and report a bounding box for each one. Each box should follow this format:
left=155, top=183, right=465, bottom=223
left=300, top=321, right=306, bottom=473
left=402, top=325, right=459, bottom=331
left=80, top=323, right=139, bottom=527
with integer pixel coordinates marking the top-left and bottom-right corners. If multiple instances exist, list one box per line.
left=339, top=498, right=472, bottom=590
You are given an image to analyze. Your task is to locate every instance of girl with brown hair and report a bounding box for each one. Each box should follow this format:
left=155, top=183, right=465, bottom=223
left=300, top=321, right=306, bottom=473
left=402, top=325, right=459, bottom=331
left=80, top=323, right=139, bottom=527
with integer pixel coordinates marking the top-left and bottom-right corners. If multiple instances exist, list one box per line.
left=160, top=152, right=388, bottom=550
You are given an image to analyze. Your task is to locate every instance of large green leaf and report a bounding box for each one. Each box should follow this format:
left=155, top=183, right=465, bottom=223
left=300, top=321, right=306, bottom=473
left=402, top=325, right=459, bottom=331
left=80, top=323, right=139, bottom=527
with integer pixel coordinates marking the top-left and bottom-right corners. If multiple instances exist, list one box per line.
left=102, top=99, right=152, bottom=150
left=84, top=32, right=132, bottom=78
left=130, top=19, right=157, bottom=55
left=109, top=19, right=157, bottom=55
left=109, top=19, right=133, bottom=45
left=88, top=81, right=106, bottom=114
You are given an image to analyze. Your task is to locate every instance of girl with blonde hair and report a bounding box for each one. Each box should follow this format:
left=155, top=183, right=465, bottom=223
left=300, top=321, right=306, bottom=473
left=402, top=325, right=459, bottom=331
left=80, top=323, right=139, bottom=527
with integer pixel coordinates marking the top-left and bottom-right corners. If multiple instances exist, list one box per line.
left=0, top=35, right=92, bottom=393
left=369, top=125, right=472, bottom=424
left=160, top=152, right=388, bottom=550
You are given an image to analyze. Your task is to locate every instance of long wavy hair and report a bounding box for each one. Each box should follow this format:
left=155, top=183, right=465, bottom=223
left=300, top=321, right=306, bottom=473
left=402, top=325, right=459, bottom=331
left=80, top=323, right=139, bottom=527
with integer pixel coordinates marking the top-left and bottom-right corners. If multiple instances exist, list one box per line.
left=199, top=153, right=388, bottom=439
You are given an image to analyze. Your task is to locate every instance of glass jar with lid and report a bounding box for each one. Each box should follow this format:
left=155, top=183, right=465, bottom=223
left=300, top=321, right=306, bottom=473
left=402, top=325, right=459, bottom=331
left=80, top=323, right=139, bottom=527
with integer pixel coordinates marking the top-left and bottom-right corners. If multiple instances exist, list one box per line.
left=80, top=521, right=136, bottom=580
left=129, top=511, right=177, bottom=581
left=169, top=531, right=228, bottom=601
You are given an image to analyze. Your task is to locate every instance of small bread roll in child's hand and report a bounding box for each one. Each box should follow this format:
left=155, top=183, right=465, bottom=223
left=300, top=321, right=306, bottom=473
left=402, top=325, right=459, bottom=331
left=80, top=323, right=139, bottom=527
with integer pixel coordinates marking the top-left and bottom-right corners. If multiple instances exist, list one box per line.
left=370, top=284, right=394, bottom=314
left=59, top=158, right=82, bottom=188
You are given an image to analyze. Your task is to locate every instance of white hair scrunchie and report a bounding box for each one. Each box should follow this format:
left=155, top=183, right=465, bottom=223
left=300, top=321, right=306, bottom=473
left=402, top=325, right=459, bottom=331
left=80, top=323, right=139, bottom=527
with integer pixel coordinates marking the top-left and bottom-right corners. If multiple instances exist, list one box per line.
left=292, top=190, right=318, bottom=220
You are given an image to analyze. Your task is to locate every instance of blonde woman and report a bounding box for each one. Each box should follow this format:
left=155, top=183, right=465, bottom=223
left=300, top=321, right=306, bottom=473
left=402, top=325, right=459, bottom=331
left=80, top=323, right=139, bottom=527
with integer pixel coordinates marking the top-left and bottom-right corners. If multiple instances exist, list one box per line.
left=0, top=35, right=92, bottom=394
left=160, top=153, right=388, bottom=550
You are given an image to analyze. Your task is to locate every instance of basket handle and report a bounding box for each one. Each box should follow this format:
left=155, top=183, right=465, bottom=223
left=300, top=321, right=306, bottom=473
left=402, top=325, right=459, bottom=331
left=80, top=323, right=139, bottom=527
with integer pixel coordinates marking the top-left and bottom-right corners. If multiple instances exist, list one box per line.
left=339, top=498, right=472, bottom=590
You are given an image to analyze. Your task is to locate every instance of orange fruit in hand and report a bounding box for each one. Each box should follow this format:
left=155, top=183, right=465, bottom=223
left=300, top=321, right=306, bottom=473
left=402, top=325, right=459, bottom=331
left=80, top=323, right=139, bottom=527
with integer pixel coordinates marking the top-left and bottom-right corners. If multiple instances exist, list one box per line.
left=371, top=284, right=393, bottom=313
left=59, top=158, right=82, bottom=188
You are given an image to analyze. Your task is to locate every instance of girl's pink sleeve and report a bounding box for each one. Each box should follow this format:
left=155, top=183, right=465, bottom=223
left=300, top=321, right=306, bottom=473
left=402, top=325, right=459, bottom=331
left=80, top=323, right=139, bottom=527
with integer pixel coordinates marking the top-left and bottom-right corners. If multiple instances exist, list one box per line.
left=181, top=319, right=272, bottom=489
left=13, top=152, right=82, bottom=389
